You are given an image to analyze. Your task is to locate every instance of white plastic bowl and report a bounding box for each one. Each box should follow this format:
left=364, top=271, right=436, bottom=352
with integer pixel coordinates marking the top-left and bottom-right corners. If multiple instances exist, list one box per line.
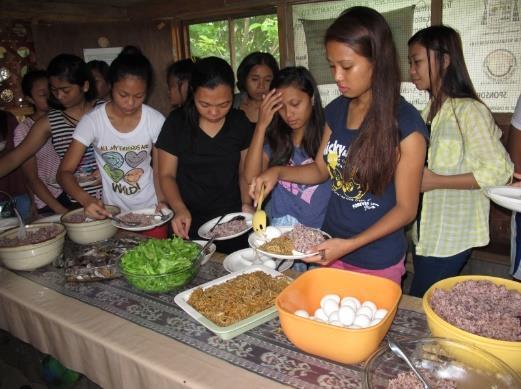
left=61, top=206, right=120, bottom=244
left=192, top=239, right=217, bottom=265
left=0, top=222, right=66, bottom=271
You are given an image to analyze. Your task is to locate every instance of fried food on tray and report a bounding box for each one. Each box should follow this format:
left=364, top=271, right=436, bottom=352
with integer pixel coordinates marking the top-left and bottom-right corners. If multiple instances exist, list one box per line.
left=187, top=271, right=291, bottom=327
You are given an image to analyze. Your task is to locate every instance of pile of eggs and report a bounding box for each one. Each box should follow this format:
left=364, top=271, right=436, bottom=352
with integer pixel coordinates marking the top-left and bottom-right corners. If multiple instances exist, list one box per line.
left=294, top=294, right=388, bottom=329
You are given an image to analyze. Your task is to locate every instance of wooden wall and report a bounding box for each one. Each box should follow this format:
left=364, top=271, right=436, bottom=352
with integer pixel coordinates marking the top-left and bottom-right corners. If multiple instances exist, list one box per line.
left=32, top=21, right=174, bottom=115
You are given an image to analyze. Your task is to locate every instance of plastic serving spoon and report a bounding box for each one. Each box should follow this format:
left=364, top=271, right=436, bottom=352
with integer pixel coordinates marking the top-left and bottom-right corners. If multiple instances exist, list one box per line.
left=252, top=184, right=267, bottom=233
left=388, top=337, right=431, bottom=389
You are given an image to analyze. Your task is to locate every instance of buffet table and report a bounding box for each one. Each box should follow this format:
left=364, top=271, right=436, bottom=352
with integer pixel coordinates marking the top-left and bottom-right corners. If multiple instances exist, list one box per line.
left=0, top=251, right=426, bottom=389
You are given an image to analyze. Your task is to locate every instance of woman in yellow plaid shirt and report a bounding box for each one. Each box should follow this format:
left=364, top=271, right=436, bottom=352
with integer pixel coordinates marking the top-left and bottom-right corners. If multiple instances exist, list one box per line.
left=408, top=26, right=513, bottom=297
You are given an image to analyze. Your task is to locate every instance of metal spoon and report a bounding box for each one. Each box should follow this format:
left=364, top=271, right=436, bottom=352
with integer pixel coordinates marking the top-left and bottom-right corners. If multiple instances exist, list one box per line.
left=107, top=215, right=140, bottom=227
left=13, top=207, right=27, bottom=240
left=388, top=336, right=431, bottom=389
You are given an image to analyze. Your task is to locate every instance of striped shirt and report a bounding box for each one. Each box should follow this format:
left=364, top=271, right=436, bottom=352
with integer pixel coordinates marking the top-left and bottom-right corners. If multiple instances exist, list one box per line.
left=413, top=98, right=513, bottom=257
left=13, top=117, right=63, bottom=209
left=48, top=105, right=103, bottom=198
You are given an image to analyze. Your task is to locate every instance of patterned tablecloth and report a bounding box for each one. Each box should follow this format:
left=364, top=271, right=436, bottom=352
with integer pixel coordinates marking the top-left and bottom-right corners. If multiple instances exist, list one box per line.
left=16, top=256, right=429, bottom=389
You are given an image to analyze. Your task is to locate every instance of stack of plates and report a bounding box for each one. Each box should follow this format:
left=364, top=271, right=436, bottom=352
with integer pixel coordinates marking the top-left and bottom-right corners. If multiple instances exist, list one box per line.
left=484, top=186, right=521, bottom=212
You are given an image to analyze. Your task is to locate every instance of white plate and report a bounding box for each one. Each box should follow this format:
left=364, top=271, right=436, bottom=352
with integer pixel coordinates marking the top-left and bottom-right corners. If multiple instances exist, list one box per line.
left=0, top=217, right=18, bottom=233
left=48, top=172, right=100, bottom=189
left=174, top=265, right=287, bottom=340
left=111, top=208, right=173, bottom=231
left=248, top=226, right=330, bottom=260
left=192, top=239, right=217, bottom=265
left=198, top=212, right=252, bottom=240
left=484, top=186, right=521, bottom=212
left=223, top=248, right=293, bottom=273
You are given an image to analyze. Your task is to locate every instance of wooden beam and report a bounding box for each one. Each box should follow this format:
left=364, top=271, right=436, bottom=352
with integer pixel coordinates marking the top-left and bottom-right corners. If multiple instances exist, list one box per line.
left=0, top=0, right=129, bottom=22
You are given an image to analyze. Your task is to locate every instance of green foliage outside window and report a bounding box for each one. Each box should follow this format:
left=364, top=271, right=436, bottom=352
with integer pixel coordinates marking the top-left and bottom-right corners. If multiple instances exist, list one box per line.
left=189, top=14, right=279, bottom=71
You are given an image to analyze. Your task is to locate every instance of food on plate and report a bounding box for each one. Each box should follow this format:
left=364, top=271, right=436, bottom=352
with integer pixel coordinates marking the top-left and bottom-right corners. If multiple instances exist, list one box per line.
left=119, top=237, right=200, bottom=291
left=187, top=271, right=291, bottom=326
left=258, top=224, right=327, bottom=255
left=0, top=224, right=62, bottom=247
left=64, top=237, right=145, bottom=281
left=387, top=371, right=456, bottom=389
left=118, top=212, right=157, bottom=227
left=430, top=280, right=521, bottom=341
left=293, top=293, right=388, bottom=329
left=208, top=217, right=248, bottom=238
left=286, top=224, right=326, bottom=252
left=259, top=236, right=293, bottom=255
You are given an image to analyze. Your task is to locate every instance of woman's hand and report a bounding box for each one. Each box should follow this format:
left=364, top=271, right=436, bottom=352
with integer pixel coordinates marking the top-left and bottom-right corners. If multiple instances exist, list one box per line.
left=420, top=167, right=438, bottom=192
left=249, top=167, right=281, bottom=206
left=257, top=89, right=282, bottom=130
left=511, top=172, right=521, bottom=187
left=171, top=207, right=191, bottom=239
left=155, top=201, right=169, bottom=212
left=242, top=203, right=255, bottom=214
left=302, top=238, right=353, bottom=266
left=84, top=198, right=111, bottom=220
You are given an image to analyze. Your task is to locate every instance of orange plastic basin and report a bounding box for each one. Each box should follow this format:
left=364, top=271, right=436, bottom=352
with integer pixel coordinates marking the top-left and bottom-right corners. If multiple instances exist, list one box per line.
left=275, top=267, right=401, bottom=364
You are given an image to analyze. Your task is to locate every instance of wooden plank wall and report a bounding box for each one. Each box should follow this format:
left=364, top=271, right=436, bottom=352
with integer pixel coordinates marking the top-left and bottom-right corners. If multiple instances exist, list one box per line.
left=32, top=21, right=173, bottom=115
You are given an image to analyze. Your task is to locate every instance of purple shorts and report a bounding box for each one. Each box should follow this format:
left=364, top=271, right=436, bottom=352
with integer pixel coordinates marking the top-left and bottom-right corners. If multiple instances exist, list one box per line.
left=328, top=256, right=405, bottom=285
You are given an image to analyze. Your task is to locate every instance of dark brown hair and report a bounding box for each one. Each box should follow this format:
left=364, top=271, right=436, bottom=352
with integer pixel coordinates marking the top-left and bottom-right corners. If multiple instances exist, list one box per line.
left=408, top=25, right=480, bottom=102
left=325, top=6, right=401, bottom=195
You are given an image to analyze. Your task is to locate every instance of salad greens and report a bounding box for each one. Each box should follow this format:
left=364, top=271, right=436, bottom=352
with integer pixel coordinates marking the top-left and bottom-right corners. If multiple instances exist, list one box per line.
left=120, top=238, right=201, bottom=293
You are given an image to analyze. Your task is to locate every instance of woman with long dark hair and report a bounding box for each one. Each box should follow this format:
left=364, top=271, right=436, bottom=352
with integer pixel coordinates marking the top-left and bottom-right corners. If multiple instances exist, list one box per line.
left=235, top=52, right=279, bottom=124
left=408, top=25, right=513, bottom=296
left=157, top=57, right=253, bottom=252
left=244, top=66, right=330, bottom=228
left=251, top=7, right=428, bottom=284
left=0, top=54, right=102, bottom=201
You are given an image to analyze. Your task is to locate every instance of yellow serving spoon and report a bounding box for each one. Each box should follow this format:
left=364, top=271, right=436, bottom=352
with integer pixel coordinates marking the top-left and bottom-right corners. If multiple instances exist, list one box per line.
left=252, top=184, right=267, bottom=233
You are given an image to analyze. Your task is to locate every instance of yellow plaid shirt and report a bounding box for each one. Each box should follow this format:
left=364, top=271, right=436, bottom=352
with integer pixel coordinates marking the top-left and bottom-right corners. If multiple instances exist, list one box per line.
left=413, top=98, right=513, bottom=257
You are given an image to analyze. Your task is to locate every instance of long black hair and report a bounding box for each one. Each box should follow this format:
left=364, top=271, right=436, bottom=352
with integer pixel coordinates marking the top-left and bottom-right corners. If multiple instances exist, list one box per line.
left=236, top=52, right=279, bottom=93
left=408, top=25, right=480, bottom=102
left=46, top=54, right=97, bottom=109
left=184, top=56, right=235, bottom=140
left=325, top=6, right=401, bottom=195
left=267, top=66, right=324, bottom=166
left=21, top=69, right=47, bottom=98
left=108, top=51, right=153, bottom=93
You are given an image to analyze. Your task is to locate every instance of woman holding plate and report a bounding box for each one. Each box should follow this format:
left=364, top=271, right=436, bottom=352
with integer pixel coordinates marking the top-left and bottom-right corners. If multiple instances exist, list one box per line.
left=251, top=7, right=428, bottom=285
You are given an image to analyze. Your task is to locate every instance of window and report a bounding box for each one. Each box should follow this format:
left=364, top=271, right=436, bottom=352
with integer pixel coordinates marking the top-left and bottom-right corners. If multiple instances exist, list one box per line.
left=188, top=14, right=279, bottom=73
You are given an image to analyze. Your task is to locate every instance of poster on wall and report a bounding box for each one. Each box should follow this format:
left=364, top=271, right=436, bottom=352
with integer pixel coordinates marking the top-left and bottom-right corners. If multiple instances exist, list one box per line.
left=292, top=0, right=431, bottom=108
left=83, top=47, right=122, bottom=65
left=444, top=0, right=521, bottom=113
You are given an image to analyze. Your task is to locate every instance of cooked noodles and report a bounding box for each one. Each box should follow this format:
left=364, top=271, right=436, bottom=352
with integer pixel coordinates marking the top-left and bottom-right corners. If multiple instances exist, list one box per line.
left=187, top=271, right=291, bottom=327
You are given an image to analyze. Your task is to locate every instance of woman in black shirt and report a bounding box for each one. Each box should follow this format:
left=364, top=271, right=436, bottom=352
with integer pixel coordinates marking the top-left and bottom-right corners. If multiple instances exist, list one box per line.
left=157, top=57, right=254, bottom=250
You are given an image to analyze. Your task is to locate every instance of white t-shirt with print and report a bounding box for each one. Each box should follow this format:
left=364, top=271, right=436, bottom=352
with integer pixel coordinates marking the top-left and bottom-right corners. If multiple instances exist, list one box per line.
left=73, top=102, right=165, bottom=212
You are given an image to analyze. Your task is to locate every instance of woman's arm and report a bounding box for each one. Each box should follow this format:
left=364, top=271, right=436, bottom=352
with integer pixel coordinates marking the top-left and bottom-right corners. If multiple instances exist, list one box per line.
left=151, top=145, right=167, bottom=208
left=425, top=101, right=513, bottom=191
left=251, top=125, right=331, bottom=203
left=243, top=89, right=281, bottom=183
left=308, top=131, right=426, bottom=264
left=158, top=148, right=191, bottom=239
left=0, top=117, right=51, bottom=178
left=57, top=140, right=107, bottom=218
left=20, top=156, right=68, bottom=214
